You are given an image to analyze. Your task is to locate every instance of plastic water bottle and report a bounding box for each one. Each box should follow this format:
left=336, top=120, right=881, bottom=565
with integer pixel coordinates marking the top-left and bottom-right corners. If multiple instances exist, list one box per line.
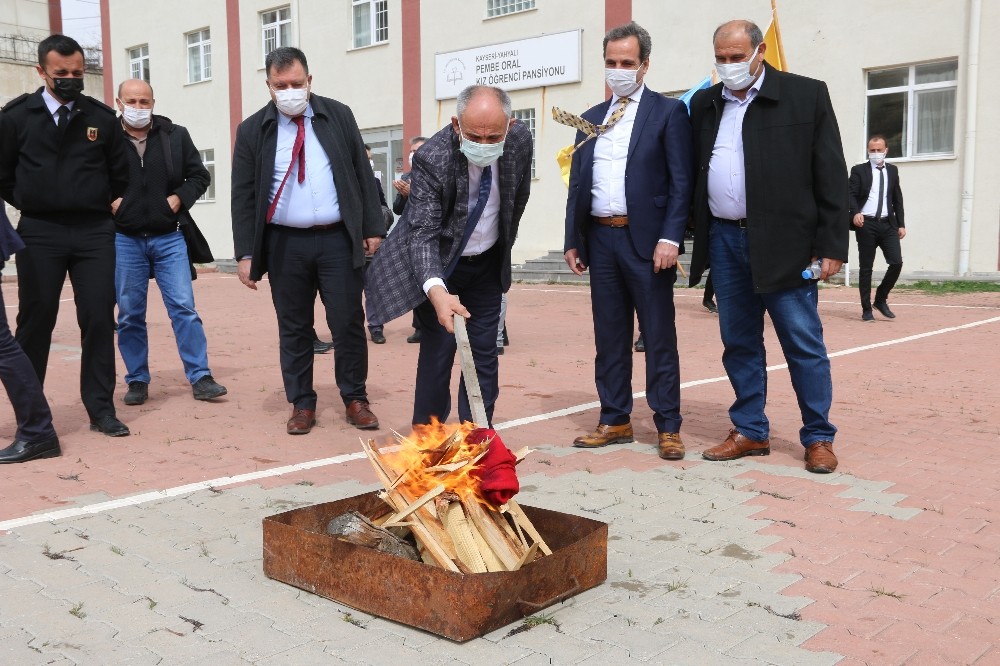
left=801, top=259, right=823, bottom=280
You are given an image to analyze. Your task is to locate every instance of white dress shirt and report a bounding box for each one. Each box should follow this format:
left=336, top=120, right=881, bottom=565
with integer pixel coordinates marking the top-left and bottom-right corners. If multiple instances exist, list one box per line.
left=708, top=69, right=767, bottom=221
left=421, top=160, right=501, bottom=296
left=860, top=163, right=889, bottom=218
left=41, top=87, right=74, bottom=125
left=590, top=84, right=644, bottom=218
left=268, top=104, right=342, bottom=228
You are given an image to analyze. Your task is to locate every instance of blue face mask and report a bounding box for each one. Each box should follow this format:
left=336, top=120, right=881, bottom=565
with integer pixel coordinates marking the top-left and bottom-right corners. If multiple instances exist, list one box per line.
left=457, top=120, right=508, bottom=168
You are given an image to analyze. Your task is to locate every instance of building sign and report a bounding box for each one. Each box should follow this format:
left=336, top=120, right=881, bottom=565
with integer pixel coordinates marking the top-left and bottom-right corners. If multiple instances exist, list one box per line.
left=435, top=30, right=582, bottom=100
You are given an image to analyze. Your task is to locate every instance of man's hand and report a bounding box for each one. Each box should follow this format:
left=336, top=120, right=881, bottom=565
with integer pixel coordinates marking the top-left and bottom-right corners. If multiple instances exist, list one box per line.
left=427, top=285, right=469, bottom=333
left=653, top=242, right=679, bottom=273
left=111, top=197, right=123, bottom=215
left=898, top=228, right=907, bottom=240
left=564, top=249, right=588, bottom=276
left=819, top=258, right=843, bottom=281
left=167, top=194, right=182, bottom=214
left=852, top=213, right=865, bottom=228
left=237, top=258, right=257, bottom=291
left=363, top=236, right=382, bottom=256
left=392, top=180, right=409, bottom=197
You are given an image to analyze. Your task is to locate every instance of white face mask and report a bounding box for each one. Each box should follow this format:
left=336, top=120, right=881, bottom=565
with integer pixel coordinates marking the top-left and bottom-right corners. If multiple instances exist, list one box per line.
left=369, top=159, right=375, bottom=169
left=121, top=104, right=152, bottom=129
left=272, top=86, right=309, bottom=117
left=605, top=64, right=644, bottom=98
left=457, top=120, right=508, bottom=168
left=716, top=45, right=762, bottom=91
left=868, top=152, right=886, bottom=166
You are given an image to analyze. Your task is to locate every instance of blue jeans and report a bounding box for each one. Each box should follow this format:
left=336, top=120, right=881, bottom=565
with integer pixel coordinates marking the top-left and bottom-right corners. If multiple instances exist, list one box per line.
left=709, top=220, right=836, bottom=446
left=115, top=231, right=211, bottom=385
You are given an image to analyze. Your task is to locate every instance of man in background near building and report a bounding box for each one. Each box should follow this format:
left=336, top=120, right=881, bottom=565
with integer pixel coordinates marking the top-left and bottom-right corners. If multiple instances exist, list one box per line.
left=0, top=34, right=131, bottom=437
left=112, top=78, right=227, bottom=407
left=392, top=135, right=428, bottom=344
left=0, top=206, right=60, bottom=463
left=849, top=134, right=905, bottom=322
left=364, top=144, right=391, bottom=344
left=688, top=19, right=848, bottom=474
left=232, top=46, right=384, bottom=435
left=366, top=85, right=532, bottom=427
left=562, top=21, right=694, bottom=460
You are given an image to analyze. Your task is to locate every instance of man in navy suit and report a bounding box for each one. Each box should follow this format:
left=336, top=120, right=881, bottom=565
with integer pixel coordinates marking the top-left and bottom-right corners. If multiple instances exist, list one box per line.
left=849, top=134, right=905, bottom=321
left=563, top=22, right=694, bottom=460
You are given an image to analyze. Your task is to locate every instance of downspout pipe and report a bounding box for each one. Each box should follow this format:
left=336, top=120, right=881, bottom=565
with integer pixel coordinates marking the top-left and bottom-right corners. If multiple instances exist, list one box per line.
left=958, top=0, right=981, bottom=275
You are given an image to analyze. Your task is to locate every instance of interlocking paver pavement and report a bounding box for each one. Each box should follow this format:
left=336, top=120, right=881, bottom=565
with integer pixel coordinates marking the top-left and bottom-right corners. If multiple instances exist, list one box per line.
left=1, top=275, right=999, bottom=664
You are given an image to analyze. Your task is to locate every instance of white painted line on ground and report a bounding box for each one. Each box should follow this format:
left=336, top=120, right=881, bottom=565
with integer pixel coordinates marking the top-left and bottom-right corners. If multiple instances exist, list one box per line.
left=3, top=314, right=999, bottom=531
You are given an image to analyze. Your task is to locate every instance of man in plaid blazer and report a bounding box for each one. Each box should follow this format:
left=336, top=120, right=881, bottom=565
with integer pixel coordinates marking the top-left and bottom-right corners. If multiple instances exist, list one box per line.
left=365, top=85, right=532, bottom=427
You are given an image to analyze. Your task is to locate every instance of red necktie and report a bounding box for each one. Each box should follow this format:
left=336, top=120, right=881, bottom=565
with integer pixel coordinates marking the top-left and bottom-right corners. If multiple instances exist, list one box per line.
left=266, top=115, right=306, bottom=223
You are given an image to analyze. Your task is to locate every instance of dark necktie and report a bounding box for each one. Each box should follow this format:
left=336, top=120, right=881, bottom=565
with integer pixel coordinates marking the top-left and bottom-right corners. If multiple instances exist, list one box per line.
left=266, top=115, right=307, bottom=223
left=57, top=105, right=69, bottom=129
left=445, top=165, right=493, bottom=277
left=874, top=166, right=885, bottom=220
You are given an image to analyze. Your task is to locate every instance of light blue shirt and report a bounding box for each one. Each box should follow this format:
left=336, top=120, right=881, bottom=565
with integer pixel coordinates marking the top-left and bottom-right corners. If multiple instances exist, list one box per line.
left=708, top=68, right=767, bottom=221
left=268, top=104, right=342, bottom=227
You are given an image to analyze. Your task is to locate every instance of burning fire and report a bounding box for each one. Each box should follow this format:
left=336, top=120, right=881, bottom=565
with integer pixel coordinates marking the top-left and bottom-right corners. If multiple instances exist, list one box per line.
left=382, top=419, right=490, bottom=503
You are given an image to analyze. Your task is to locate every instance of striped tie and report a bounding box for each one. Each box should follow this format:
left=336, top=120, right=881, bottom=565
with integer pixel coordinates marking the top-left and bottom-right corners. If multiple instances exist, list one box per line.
left=551, top=96, right=631, bottom=152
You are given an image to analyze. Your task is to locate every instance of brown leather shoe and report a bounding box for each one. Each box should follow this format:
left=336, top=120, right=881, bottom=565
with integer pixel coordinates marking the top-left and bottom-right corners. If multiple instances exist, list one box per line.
left=572, top=423, right=633, bottom=448
left=657, top=432, right=685, bottom=460
left=346, top=400, right=379, bottom=430
left=805, top=441, right=838, bottom=473
left=287, top=407, right=316, bottom=435
left=702, top=428, right=770, bottom=461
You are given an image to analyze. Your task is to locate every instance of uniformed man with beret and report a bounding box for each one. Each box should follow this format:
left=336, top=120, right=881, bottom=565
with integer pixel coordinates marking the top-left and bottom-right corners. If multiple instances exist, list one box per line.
left=0, top=34, right=131, bottom=438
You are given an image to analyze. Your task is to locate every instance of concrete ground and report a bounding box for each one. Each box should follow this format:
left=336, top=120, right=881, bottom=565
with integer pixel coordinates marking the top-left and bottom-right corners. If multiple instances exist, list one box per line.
left=1, top=273, right=998, bottom=665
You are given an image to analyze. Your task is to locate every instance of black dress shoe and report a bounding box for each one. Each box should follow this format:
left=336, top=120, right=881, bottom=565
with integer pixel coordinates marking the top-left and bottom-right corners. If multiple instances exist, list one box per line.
left=633, top=334, right=645, bottom=353
left=90, top=416, right=130, bottom=437
left=862, top=310, right=875, bottom=322
left=192, top=375, right=228, bottom=400
left=313, top=338, right=334, bottom=354
left=874, top=301, right=896, bottom=318
left=370, top=330, right=386, bottom=344
left=406, top=330, right=422, bottom=343
left=703, top=300, right=719, bottom=314
left=0, top=436, right=61, bottom=464
left=124, top=381, right=148, bottom=406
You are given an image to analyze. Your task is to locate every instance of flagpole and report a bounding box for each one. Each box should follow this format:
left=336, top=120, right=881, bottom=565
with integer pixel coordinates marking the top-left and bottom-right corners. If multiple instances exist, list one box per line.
left=770, top=0, right=786, bottom=70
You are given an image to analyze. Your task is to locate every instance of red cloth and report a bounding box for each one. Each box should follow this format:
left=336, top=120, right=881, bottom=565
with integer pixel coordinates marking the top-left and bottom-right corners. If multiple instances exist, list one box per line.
left=467, top=428, right=519, bottom=506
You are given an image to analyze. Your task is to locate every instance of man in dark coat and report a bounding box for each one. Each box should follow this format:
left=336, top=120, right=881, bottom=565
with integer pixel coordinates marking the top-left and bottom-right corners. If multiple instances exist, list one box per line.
left=0, top=34, right=131, bottom=437
left=849, top=134, right=905, bottom=321
left=231, top=47, right=385, bottom=435
left=687, top=20, right=849, bottom=473
left=365, top=85, right=532, bottom=427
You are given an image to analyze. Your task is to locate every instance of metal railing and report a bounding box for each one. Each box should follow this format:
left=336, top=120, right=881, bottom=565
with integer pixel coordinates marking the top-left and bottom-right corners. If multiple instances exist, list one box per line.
left=0, top=34, right=102, bottom=73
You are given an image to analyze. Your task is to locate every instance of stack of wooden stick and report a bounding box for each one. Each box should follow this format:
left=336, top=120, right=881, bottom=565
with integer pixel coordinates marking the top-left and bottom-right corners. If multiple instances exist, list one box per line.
left=356, top=432, right=551, bottom=574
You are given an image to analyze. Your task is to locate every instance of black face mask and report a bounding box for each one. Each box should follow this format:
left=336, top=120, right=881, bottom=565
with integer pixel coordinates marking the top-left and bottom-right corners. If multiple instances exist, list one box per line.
left=51, top=77, right=84, bottom=103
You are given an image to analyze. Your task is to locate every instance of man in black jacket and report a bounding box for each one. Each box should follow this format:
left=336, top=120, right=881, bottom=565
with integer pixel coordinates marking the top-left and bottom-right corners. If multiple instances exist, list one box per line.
left=112, top=78, right=227, bottom=407
left=849, top=135, right=905, bottom=321
left=688, top=20, right=848, bottom=473
left=0, top=34, right=131, bottom=437
left=231, top=47, right=384, bottom=435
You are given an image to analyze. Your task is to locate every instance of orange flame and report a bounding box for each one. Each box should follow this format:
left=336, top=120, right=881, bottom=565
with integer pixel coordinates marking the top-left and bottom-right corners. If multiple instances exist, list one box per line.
left=380, top=419, right=489, bottom=501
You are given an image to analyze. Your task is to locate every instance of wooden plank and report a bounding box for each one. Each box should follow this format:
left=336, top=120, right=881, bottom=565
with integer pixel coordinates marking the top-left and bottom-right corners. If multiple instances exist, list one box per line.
left=442, top=502, right=488, bottom=573
left=462, top=497, right=524, bottom=570
left=454, top=314, right=489, bottom=427
left=381, top=485, right=445, bottom=526
left=505, top=499, right=553, bottom=556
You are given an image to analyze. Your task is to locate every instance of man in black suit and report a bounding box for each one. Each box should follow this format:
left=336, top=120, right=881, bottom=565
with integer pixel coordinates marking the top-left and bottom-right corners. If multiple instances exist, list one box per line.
left=231, top=47, right=385, bottom=435
left=849, top=134, right=905, bottom=321
left=688, top=20, right=848, bottom=474
left=0, top=34, right=131, bottom=438
left=365, top=85, right=532, bottom=427
left=561, top=21, right=694, bottom=459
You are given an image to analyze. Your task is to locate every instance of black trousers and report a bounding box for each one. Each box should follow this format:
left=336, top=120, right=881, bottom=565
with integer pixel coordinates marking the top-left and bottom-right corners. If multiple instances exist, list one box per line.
left=412, top=243, right=503, bottom=427
left=14, top=216, right=118, bottom=420
left=0, top=264, right=56, bottom=442
left=856, top=217, right=903, bottom=311
left=266, top=224, right=368, bottom=410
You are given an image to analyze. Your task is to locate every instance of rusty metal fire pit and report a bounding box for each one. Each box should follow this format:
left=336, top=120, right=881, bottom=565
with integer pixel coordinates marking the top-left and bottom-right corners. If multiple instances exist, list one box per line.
left=262, top=491, right=608, bottom=642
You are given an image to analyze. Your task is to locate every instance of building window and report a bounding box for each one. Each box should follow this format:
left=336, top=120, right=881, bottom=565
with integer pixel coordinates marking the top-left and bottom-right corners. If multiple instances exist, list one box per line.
left=352, top=0, right=388, bottom=48
left=198, top=149, right=215, bottom=202
left=512, top=108, right=536, bottom=178
left=261, top=7, right=292, bottom=59
left=487, top=0, right=535, bottom=17
left=186, top=29, right=212, bottom=84
left=128, top=44, right=150, bottom=82
left=866, top=59, right=957, bottom=158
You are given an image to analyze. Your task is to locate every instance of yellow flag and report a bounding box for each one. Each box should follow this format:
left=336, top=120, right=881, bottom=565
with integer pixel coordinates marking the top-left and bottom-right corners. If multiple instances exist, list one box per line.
left=556, top=144, right=574, bottom=187
left=763, top=3, right=787, bottom=71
